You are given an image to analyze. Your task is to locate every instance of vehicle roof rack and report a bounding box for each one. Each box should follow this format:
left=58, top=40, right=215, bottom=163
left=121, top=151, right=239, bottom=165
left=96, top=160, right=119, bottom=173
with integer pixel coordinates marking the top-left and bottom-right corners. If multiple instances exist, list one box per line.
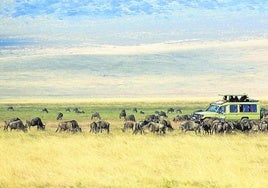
left=218, top=94, right=248, bottom=96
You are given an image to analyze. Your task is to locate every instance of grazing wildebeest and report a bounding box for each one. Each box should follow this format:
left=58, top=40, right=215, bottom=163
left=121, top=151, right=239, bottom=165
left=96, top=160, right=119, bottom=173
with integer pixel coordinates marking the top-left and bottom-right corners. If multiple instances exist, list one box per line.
left=96, top=120, right=110, bottom=133
left=259, top=119, right=268, bottom=132
left=132, top=120, right=150, bottom=134
left=175, top=108, right=182, bottom=113
left=146, top=122, right=166, bottom=135
left=73, top=108, right=85, bottom=113
left=180, top=120, right=200, bottom=134
left=250, top=120, right=260, bottom=133
left=173, top=114, right=191, bottom=122
left=167, top=108, right=175, bottom=113
left=55, top=121, right=72, bottom=132
left=7, top=106, right=14, bottom=111
left=225, top=121, right=235, bottom=134
left=261, top=108, right=268, bottom=119
left=56, top=120, right=81, bottom=133
left=145, top=114, right=159, bottom=123
left=140, top=110, right=145, bottom=114
left=4, top=117, right=20, bottom=130
left=76, top=109, right=85, bottom=113
left=91, top=112, right=101, bottom=120
left=25, top=117, right=45, bottom=130
left=122, top=121, right=135, bottom=132
left=125, top=114, right=136, bottom=122
left=4, top=119, right=27, bottom=132
left=41, top=108, right=48, bottom=113
left=119, top=109, right=126, bottom=119
left=211, top=119, right=226, bottom=134
left=238, top=118, right=252, bottom=132
left=69, top=120, right=82, bottom=132
left=161, top=119, right=173, bottom=131
left=66, top=107, right=71, bottom=112
left=56, top=112, right=63, bottom=120
left=133, top=108, right=138, bottom=113
left=89, top=122, right=98, bottom=133
left=173, top=115, right=185, bottom=122
left=158, top=111, right=168, bottom=118
left=201, top=118, right=215, bottom=135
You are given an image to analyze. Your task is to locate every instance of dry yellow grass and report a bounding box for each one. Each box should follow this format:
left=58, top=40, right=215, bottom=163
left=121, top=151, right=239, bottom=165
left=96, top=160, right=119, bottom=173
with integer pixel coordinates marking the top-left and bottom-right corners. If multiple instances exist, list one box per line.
left=1, top=131, right=268, bottom=188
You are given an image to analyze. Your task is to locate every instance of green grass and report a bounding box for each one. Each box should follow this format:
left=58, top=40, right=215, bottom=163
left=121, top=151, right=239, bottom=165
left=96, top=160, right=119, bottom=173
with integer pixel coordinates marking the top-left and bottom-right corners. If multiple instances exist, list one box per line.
left=0, top=99, right=208, bottom=129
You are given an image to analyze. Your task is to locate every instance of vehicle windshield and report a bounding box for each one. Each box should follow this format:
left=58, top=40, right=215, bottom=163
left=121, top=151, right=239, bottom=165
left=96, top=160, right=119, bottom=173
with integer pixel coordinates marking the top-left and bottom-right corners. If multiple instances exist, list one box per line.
left=206, top=104, right=219, bottom=112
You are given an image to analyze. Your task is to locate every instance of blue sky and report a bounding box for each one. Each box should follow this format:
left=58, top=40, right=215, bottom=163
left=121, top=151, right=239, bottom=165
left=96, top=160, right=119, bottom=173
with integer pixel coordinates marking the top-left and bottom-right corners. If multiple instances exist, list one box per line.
left=0, top=0, right=268, bottom=46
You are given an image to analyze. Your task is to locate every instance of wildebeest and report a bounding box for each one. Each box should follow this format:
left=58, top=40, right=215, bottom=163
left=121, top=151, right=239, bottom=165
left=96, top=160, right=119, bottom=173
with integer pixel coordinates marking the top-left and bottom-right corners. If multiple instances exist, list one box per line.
left=25, top=117, right=45, bottom=130
left=69, top=120, right=82, bottom=132
left=259, top=119, right=268, bottom=132
left=173, top=114, right=191, bottom=122
left=89, top=122, right=98, bottom=133
left=96, top=120, right=110, bottom=133
left=168, top=107, right=182, bottom=113
left=7, top=106, right=14, bottom=111
left=73, top=107, right=85, bottom=113
left=4, top=117, right=20, bottom=130
left=41, top=108, right=48, bottom=113
left=75, top=109, right=85, bottom=113
left=91, top=112, right=101, bottom=120
left=157, top=111, right=168, bottom=118
left=119, top=109, right=126, bottom=119
left=237, top=118, right=252, bottom=132
left=167, top=108, right=175, bottom=113
left=145, top=114, right=159, bottom=123
left=55, top=121, right=72, bottom=132
left=122, top=121, right=135, bottom=132
left=261, top=108, right=268, bottom=119
left=250, top=120, right=260, bottom=133
left=4, top=118, right=27, bottom=132
left=146, top=122, right=166, bottom=135
left=133, top=107, right=138, bottom=113
left=180, top=120, right=200, bottom=134
left=56, top=120, right=81, bottom=133
left=175, top=108, right=182, bottom=113
left=132, top=120, right=150, bottom=134
left=66, top=107, right=71, bottom=112
left=160, top=119, right=173, bottom=131
left=56, top=112, right=63, bottom=120
left=211, top=119, right=227, bottom=134
left=201, top=118, right=217, bottom=135
left=140, top=110, right=145, bottom=114
left=125, top=114, right=136, bottom=122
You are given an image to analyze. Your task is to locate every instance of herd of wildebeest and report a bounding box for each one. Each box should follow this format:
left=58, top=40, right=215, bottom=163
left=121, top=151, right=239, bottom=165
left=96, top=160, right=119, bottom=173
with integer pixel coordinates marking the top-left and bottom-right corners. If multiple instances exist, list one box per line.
left=3, top=105, right=268, bottom=135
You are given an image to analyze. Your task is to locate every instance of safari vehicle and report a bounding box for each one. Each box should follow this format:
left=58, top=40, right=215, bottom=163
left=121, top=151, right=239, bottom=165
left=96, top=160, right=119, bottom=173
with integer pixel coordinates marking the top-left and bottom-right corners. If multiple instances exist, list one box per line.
left=195, top=94, right=261, bottom=121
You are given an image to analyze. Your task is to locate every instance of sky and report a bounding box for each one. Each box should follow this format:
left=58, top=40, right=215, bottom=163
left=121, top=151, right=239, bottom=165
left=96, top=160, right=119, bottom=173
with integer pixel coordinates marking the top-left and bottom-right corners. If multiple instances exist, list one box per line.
left=1, top=1, right=268, bottom=99
left=1, top=0, right=268, bottom=47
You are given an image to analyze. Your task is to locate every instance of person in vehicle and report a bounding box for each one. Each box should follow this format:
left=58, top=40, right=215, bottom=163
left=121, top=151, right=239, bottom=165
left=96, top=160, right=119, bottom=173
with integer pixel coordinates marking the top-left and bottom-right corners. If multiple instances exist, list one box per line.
left=234, top=96, right=239, bottom=102
left=240, top=95, right=248, bottom=102
left=229, top=96, right=235, bottom=102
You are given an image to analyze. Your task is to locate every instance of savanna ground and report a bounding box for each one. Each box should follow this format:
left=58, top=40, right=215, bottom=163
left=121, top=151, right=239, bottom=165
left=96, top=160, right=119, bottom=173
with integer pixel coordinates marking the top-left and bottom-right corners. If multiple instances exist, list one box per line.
left=0, top=98, right=268, bottom=188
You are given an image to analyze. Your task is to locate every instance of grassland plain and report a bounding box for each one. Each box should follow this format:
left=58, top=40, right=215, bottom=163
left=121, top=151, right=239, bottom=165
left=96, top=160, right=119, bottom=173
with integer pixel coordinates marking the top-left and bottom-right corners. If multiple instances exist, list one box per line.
left=0, top=98, right=268, bottom=188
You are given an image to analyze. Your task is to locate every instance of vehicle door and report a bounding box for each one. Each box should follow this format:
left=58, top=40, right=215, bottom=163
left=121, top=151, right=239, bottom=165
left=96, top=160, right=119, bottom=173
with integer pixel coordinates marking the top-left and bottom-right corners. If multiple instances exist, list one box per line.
left=226, top=104, right=239, bottom=120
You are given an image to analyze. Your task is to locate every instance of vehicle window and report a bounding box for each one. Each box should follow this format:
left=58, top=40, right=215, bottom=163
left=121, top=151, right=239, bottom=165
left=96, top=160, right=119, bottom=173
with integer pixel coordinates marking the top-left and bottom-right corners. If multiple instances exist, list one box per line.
left=206, top=105, right=219, bottom=112
left=230, top=105, right=238, bottom=113
left=239, top=104, right=257, bottom=112
left=218, top=106, right=226, bottom=113
left=250, top=104, right=257, bottom=112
